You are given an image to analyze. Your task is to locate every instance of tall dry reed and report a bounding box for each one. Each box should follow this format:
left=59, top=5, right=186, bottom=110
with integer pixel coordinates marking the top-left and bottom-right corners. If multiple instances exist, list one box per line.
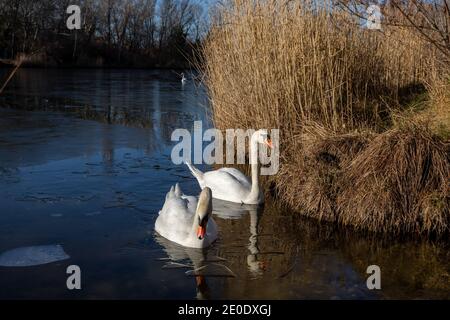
left=203, top=0, right=432, bottom=133
left=201, top=0, right=449, bottom=236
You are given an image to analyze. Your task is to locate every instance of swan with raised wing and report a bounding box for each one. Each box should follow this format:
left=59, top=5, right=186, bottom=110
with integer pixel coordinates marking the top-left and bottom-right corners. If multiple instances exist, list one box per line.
left=186, top=129, right=273, bottom=205
left=155, top=184, right=217, bottom=248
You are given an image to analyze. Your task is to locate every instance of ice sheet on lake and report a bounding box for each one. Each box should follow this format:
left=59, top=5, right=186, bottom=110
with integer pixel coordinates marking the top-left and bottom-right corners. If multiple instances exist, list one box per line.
left=0, top=245, right=70, bottom=267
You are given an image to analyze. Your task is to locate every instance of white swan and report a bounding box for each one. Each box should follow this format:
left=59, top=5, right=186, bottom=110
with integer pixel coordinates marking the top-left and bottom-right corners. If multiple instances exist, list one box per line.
left=181, top=73, right=187, bottom=84
left=186, top=129, right=273, bottom=205
left=155, top=184, right=217, bottom=248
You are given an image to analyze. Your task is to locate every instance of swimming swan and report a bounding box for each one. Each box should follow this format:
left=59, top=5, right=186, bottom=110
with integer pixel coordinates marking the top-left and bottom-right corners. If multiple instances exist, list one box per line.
left=186, top=129, right=273, bottom=205
left=155, top=184, right=217, bottom=248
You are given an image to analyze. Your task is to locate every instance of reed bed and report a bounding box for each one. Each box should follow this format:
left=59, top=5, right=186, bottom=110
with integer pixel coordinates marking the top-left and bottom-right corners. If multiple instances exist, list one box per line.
left=201, top=0, right=449, bottom=236
left=338, top=124, right=449, bottom=235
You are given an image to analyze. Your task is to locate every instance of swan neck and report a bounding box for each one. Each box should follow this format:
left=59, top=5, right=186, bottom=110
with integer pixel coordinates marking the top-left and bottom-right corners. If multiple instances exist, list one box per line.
left=191, top=212, right=199, bottom=234
left=192, top=190, right=212, bottom=236
left=250, top=136, right=259, bottom=196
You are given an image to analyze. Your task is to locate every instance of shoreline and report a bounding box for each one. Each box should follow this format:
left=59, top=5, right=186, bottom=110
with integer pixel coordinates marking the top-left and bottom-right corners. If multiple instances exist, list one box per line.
left=0, top=63, right=193, bottom=71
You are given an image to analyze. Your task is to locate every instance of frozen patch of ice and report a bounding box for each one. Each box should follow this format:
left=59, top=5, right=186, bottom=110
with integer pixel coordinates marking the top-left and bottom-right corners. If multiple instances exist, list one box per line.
left=51, top=213, right=63, bottom=218
left=84, top=211, right=101, bottom=216
left=0, top=245, right=70, bottom=267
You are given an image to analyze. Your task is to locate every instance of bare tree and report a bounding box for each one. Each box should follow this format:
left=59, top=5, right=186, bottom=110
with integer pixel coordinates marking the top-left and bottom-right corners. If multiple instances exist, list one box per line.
left=335, top=0, right=450, bottom=60
left=0, top=0, right=210, bottom=66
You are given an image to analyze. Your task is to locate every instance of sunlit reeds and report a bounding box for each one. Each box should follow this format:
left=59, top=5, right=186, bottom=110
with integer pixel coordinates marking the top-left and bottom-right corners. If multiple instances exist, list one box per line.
left=201, top=0, right=449, bottom=236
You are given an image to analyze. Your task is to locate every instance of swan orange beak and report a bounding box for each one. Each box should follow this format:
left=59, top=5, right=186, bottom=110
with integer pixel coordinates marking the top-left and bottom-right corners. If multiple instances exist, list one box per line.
left=265, top=139, right=273, bottom=149
left=197, top=225, right=206, bottom=240
left=196, top=275, right=205, bottom=287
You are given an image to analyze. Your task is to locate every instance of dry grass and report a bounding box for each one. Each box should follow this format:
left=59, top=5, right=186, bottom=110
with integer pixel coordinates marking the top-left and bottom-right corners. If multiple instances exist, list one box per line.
left=276, top=123, right=449, bottom=236
left=203, top=0, right=432, bottom=132
left=201, top=0, right=450, bottom=236
left=424, top=70, right=450, bottom=139
left=338, top=124, right=449, bottom=235
left=277, top=124, right=372, bottom=222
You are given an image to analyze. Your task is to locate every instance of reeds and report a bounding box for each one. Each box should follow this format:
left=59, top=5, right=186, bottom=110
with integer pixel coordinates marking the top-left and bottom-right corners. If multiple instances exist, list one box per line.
left=201, top=0, right=449, bottom=236
left=203, top=0, right=432, bottom=132
left=276, top=124, right=372, bottom=223
left=338, top=124, right=449, bottom=235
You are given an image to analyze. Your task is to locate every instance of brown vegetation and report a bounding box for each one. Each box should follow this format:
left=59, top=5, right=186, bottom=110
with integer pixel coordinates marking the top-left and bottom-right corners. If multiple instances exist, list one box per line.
left=201, top=0, right=450, bottom=236
left=338, top=124, right=449, bottom=235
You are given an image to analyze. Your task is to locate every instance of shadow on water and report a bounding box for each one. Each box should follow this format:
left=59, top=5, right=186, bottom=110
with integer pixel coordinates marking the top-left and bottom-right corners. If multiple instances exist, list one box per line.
left=0, top=69, right=448, bottom=299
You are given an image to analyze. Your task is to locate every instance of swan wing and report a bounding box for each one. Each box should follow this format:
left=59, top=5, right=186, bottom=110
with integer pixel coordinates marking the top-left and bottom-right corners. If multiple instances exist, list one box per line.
left=216, top=168, right=251, bottom=187
left=174, top=182, right=199, bottom=212
left=181, top=195, right=198, bottom=213
left=156, top=186, right=195, bottom=241
left=202, top=169, right=252, bottom=203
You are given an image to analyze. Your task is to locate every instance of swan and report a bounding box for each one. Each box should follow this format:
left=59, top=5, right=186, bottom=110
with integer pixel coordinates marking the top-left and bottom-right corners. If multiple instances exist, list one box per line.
left=186, top=129, right=273, bottom=205
left=155, top=184, right=217, bottom=248
left=181, top=72, right=187, bottom=84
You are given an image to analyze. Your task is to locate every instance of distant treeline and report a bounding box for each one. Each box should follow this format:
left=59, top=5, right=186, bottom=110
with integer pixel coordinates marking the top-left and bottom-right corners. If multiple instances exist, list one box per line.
left=0, top=0, right=208, bottom=68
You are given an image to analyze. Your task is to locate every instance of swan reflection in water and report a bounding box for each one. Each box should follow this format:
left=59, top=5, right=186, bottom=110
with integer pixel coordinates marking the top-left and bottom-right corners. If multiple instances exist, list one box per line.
left=154, top=234, right=233, bottom=300
left=212, top=199, right=267, bottom=278
left=247, top=207, right=267, bottom=277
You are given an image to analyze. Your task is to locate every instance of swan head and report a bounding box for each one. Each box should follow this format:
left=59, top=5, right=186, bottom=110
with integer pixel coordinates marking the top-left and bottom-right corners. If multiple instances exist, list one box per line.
left=252, top=129, right=273, bottom=149
left=196, top=187, right=213, bottom=240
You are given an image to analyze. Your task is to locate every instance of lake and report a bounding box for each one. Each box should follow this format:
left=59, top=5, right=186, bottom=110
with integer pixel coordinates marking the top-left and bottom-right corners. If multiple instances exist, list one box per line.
left=0, top=69, right=448, bottom=299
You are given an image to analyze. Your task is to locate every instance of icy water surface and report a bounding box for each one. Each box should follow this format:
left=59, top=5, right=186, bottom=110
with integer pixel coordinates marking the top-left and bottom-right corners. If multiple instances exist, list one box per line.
left=0, top=69, right=448, bottom=299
